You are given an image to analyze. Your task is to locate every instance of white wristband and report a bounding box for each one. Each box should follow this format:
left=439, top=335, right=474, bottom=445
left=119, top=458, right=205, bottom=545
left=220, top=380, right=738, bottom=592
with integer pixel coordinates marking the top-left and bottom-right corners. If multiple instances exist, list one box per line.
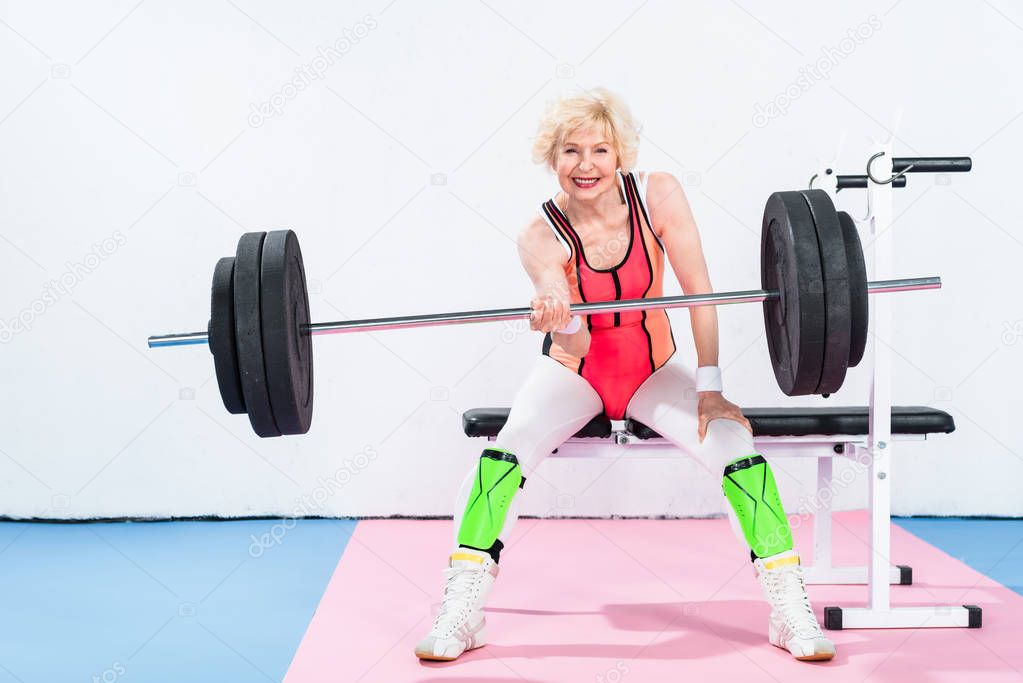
left=696, top=366, right=722, bottom=393
left=556, top=315, right=582, bottom=335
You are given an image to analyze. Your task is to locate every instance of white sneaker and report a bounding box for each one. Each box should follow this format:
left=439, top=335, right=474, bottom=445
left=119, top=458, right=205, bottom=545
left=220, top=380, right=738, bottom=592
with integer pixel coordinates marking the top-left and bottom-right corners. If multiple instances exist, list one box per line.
left=414, top=547, right=499, bottom=661
left=753, top=550, right=836, bottom=661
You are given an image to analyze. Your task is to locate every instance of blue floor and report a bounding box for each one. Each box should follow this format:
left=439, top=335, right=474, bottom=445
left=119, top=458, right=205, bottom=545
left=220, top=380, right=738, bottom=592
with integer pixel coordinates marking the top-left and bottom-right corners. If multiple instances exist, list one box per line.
left=894, top=517, right=1023, bottom=596
left=0, top=517, right=1019, bottom=682
left=0, top=519, right=355, bottom=683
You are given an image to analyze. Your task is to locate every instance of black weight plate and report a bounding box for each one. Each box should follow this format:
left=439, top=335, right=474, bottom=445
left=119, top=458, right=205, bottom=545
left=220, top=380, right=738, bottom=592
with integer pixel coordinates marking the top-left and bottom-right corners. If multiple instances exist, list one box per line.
left=802, top=189, right=851, bottom=394
left=234, top=231, right=281, bottom=438
left=260, top=230, right=314, bottom=435
left=210, top=257, right=246, bottom=414
left=838, top=211, right=868, bottom=367
left=761, top=191, right=826, bottom=395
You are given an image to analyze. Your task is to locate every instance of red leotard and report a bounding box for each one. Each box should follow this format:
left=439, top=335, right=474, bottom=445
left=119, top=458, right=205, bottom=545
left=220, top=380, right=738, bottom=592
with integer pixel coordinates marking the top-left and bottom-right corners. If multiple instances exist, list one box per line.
left=539, top=170, right=677, bottom=419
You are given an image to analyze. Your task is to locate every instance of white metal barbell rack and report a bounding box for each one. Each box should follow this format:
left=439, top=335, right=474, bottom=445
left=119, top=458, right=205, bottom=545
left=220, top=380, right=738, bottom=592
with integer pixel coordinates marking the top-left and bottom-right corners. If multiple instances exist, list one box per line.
left=813, top=137, right=980, bottom=630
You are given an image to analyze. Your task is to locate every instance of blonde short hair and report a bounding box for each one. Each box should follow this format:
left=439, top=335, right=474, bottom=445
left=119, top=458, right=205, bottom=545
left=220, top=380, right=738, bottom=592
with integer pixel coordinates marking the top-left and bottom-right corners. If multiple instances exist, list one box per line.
left=531, top=87, right=640, bottom=171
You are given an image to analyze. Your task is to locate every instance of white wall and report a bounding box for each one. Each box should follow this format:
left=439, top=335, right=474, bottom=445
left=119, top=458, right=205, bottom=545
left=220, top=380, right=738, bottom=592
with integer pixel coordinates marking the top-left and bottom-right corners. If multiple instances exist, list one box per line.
left=0, top=0, right=1020, bottom=520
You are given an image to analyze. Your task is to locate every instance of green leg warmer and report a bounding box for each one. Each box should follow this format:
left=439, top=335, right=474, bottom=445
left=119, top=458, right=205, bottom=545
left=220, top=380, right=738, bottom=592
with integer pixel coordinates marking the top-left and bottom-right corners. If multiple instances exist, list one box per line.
left=456, top=448, right=523, bottom=550
left=721, top=454, right=793, bottom=558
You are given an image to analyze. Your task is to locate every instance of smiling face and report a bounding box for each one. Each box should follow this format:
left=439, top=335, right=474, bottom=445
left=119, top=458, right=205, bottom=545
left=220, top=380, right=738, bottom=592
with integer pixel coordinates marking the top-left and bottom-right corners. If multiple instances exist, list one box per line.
left=554, top=124, right=620, bottom=201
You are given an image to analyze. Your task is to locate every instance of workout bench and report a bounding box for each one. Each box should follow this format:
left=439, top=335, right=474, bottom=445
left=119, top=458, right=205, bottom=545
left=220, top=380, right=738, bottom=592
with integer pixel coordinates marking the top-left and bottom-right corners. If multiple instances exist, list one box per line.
left=463, top=405, right=952, bottom=586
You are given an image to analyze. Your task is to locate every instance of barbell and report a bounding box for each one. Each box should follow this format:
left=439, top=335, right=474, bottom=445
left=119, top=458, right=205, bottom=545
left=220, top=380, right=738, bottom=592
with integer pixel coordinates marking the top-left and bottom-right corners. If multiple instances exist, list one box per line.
left=149, top=188, right=940, bottom=438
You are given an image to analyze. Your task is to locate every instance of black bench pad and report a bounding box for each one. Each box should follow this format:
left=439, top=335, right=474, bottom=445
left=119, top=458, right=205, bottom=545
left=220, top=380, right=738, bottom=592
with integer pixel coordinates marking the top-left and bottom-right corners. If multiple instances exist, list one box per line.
left=462, top=406, right=954, bottom=440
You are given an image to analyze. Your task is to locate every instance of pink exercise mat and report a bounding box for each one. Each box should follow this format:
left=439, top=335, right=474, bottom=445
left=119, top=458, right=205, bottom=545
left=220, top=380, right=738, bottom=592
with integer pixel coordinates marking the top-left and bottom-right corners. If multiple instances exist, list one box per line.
left=285, top=511, right=1023, bottom=682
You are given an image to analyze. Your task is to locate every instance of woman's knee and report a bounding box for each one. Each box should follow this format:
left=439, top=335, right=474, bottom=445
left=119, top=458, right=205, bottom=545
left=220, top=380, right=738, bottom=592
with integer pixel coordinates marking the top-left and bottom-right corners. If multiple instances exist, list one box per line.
left=703, top=417, right=756, bottom=472
left=495, top=408, right=600, bottom=477
left=493, top=422, right=538, bottom=467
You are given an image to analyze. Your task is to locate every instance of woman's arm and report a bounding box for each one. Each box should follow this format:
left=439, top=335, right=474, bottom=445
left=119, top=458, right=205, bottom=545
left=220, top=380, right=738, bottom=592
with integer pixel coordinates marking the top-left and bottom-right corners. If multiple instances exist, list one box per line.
left=645, top=172, right=751, bottom=438
left=517, top=216, right=590, bottom=357
left=646, top=172, right=718, bottom=367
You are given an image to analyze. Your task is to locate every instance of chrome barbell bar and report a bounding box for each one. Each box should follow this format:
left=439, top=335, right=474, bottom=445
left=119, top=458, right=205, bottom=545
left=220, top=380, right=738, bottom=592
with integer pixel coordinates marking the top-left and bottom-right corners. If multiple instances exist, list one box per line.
left=148, top=276, right=940, bottom=349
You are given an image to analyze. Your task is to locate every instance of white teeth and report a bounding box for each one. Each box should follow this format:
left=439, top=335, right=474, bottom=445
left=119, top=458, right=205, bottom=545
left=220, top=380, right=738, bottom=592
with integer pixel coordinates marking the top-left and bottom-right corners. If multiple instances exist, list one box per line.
left=574, top=178, right=598, bottom=185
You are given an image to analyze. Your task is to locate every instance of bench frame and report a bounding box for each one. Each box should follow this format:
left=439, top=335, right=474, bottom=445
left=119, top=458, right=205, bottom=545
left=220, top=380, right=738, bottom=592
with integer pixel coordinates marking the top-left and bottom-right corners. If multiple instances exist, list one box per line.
left=525, top=428, right=920, bottom=588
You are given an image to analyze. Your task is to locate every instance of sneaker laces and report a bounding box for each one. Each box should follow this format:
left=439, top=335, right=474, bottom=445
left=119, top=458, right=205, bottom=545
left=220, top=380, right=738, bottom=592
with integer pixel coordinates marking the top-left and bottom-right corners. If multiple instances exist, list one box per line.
left=762, top=563, right=823, bottom=639
left=431, top=564, right=483, bottom=636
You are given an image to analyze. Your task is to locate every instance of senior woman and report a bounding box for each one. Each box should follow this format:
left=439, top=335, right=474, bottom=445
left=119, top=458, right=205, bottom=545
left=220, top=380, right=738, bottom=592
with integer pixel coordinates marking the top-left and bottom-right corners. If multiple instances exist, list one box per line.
left=415, top=88, right=835, bottom=663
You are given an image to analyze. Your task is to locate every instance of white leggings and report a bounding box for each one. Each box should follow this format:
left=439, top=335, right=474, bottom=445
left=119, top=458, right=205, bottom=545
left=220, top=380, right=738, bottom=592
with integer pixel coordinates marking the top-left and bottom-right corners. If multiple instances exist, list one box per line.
left=453, top=354, right=759, bottom=550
